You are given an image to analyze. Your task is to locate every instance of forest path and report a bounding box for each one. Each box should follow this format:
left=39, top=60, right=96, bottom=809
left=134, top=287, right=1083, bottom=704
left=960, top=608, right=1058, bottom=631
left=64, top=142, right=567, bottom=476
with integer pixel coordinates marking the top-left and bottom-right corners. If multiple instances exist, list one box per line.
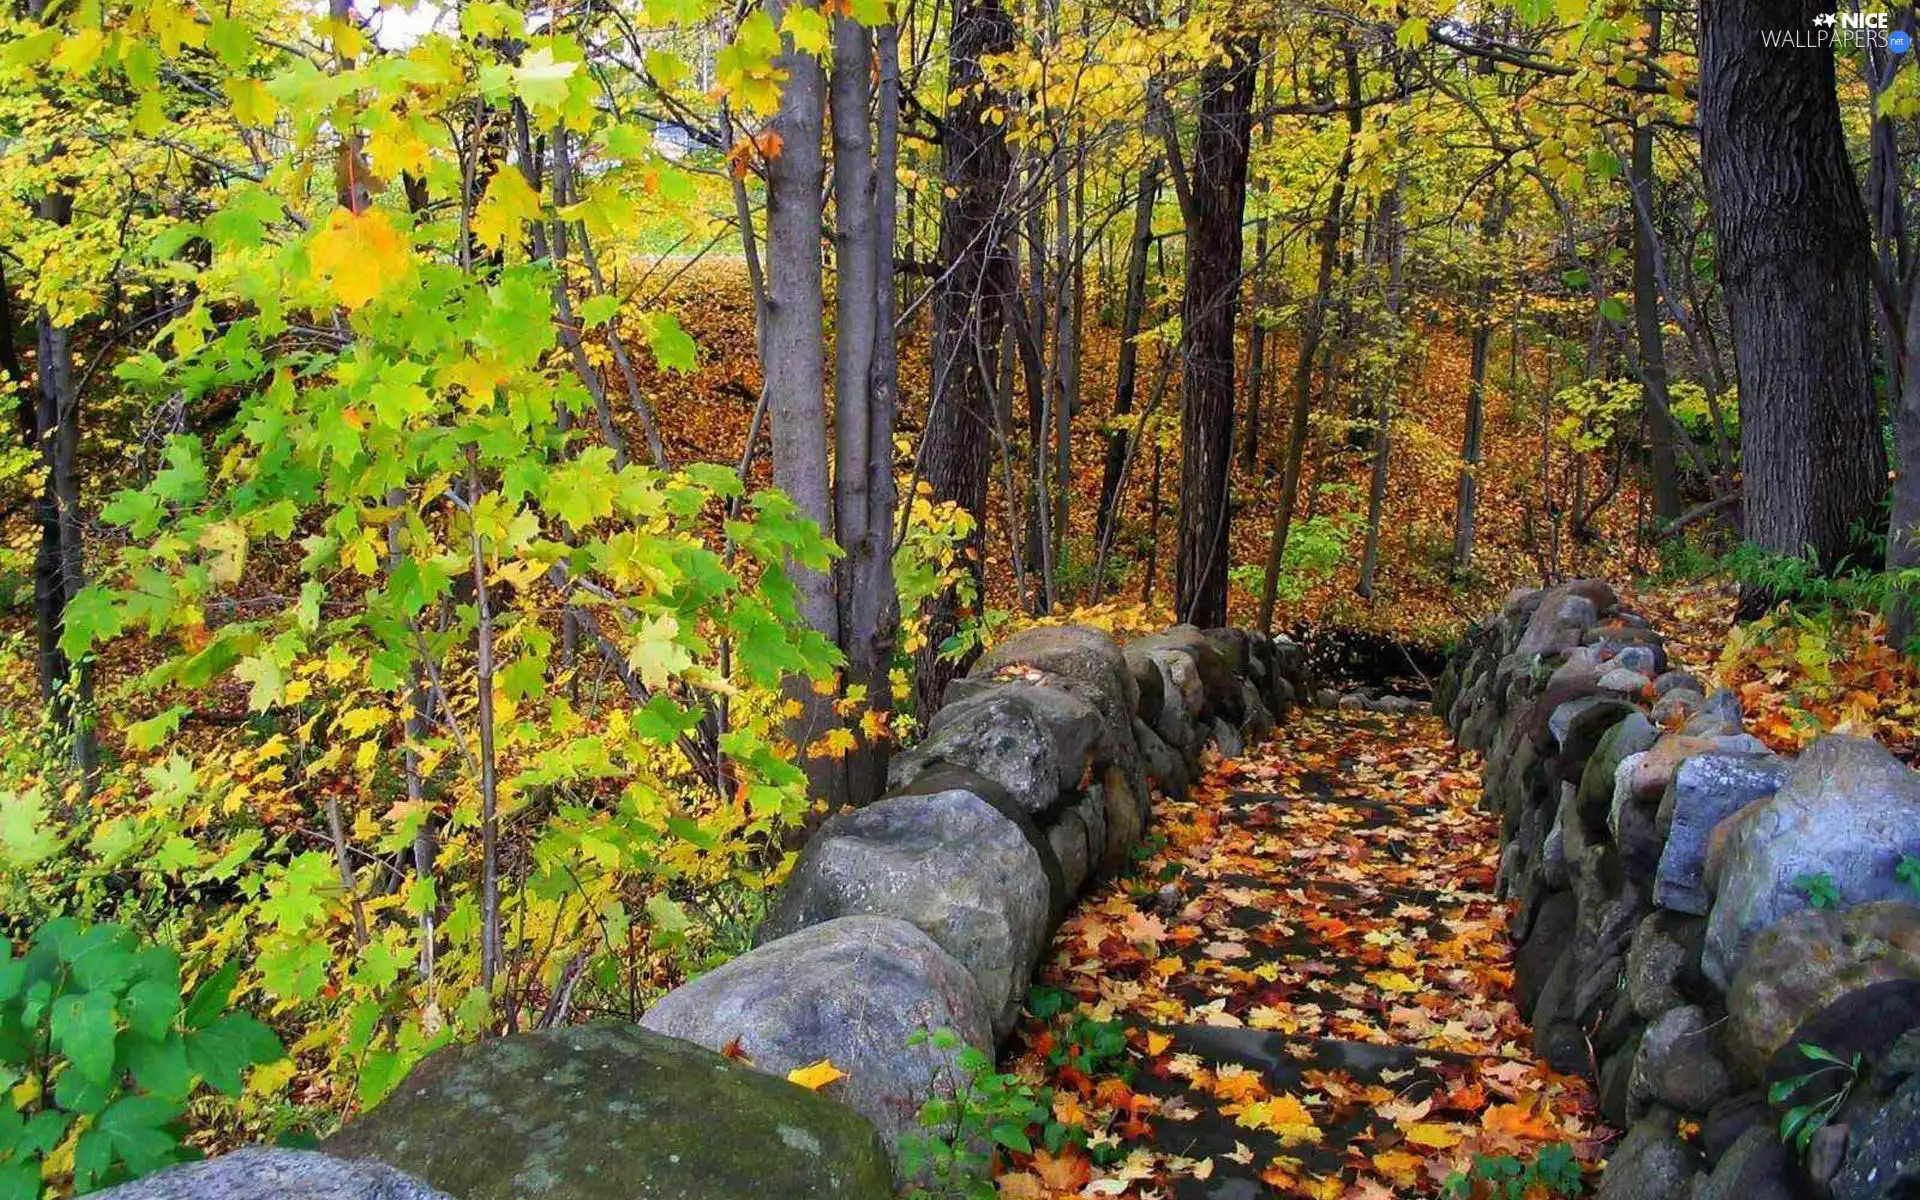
left=1002, top=712, right=1607, bottom=1199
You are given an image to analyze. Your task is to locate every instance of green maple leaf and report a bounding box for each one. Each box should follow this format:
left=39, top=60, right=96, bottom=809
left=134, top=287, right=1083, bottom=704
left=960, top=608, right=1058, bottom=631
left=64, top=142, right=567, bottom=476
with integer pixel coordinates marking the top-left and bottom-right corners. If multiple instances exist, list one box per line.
left=52, top=992, right=119, bottom=1087
left=73, top=1095, right=185, bottom=1190
left=184, top=1012, right=283, bottom=1096
left=640, top=312, right=698, bottom=373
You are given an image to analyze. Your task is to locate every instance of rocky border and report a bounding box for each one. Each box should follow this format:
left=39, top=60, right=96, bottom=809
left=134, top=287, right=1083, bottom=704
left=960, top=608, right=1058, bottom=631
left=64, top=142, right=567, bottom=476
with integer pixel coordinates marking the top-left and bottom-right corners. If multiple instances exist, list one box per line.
left=99, top=623, right=1305, bottom=1200
left=1437, top=581, right=1920, bottom=1200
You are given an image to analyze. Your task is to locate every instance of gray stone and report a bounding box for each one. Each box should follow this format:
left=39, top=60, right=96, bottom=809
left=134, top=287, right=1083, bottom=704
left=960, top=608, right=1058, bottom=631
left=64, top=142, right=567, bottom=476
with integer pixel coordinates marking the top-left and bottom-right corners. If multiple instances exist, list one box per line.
left=1627, top=910, right=1707, bottom=1020
left=1809, top=1124, right=1850, bottom=1197
left=1517, top=590, right=1601, bottom=660
left=1834, top=1076, right=1920, bottom=1200
left=1047, top=807, right=1092, bottom=896
left=1124, top=649, right=1165, bottom=721
left=1597, top=1107, right=1704, bottom=1200
left=1695, top=1127, right=1802, bottom=1200
left=1654, top=752, right=1793, bottom=915
left=90, top=1150, right=450, bottom=1200
left=1723, top=901, right=1920, bottom=1085
left=1610, top=757, right=1671, bottom=879
left=890, top=686, right=1098, bottom=816
left=1133, top=717, right=1189, bottom=800
left=1096, top=765, right=1146, bottom=875
left=1607, top=644, right=1662, bottom=678
left=1601, top=1035, right=1641, bottom=1129
left=1240, top=681, right=1274, bottom=742
left=642, top=916, right=992, bottom=1150
left=1701, top=688, right=1744, bottom=727
left=1576, top=713, right=1660, bottom=832
left=1653, top=688, right=1707, bottom=725
left=1517, top=893, right=1578, bottom=1016
left=1703, top=735, right=1920, bottom=989
left=1541, top=807, right=1569, bottom=890
left=1654, top=670, right=1705, bottom=698
left=761, top=789, right=1052, bottom=1038
left=324, top=1025, right=894, bottom=1199
left=1703, top=1092, right=1771, bottom=1167
left=1599, top=666, right=1653, bottom=695
left=1130, top=626, right=1243, bottom=721
left=975, top=624, right=1139, bottom=728
left=1630, top=1005, right=1735, bottom=1117
left=1210, top=717, right=1245, bottom=758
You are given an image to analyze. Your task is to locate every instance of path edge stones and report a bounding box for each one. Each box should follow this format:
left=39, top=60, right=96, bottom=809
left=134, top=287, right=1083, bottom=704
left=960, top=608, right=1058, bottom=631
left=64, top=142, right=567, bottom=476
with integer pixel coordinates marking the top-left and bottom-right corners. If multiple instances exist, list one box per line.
left=1438, top=582, right=1920, bottom=1200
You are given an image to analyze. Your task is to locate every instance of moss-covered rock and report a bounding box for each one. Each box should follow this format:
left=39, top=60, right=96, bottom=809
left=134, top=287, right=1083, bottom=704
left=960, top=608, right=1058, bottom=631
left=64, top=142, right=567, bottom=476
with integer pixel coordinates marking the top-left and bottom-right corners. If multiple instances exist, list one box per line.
left=323, top=1024, right=893, bottom=1200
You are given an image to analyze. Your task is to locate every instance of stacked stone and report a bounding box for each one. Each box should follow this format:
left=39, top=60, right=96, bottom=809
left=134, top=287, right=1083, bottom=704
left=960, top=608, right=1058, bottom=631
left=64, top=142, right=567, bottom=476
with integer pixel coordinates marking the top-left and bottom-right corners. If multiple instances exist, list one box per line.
left=1435, top=581, right=1920, bottom=1200
left=100, top=623, right=1306, bottom=1200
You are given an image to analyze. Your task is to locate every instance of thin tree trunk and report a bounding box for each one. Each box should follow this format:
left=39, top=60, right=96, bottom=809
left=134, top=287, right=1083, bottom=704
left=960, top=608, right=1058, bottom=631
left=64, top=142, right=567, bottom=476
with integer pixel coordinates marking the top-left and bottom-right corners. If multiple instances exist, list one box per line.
left=1633, top=5, right=1681, bottom=523
left=1240, top=61, right=1277, bottom=474
left=1450, top=200, right=1506, bottom=573
left=1259, top=45, right=1359, bottom=634
left=1174, top=35, right=1258, bottom=629
left=1096, top=158, right=1159, bottom=560
left=1356, top=181, right=1403, bottom=600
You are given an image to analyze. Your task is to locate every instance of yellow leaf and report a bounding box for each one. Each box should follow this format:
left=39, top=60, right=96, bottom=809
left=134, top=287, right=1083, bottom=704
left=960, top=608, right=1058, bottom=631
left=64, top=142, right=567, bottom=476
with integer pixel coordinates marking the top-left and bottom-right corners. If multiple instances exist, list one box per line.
left=1402, top=1122, right=1464, bottom=1149
left=309, top=207, right=412, bottom=309
left=786, top=1059, right=847, bottom=1090
left=472, top=168, right=541, bottom=252
left=1367, top=970, right=1422, bottom=994
left=224, top=77, right=277, bottom=127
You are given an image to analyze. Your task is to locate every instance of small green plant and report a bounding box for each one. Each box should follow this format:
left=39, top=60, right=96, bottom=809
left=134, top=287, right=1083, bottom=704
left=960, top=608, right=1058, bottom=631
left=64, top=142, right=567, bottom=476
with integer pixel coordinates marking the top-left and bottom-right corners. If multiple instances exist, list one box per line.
left=1793, top=873, right=1841, bottom=909
left=1897, top=854, right=1920, bottom=901
left=1771, top=1042, right=1861, bottom=1155
left=1048, top=1014, right=1133, bottom=1080
left=0, top=919, right=285, bottom=1197
left=899, top=1029, right=1050, bottom=1200
left=1441, top=1142, right=1585, bottom=1198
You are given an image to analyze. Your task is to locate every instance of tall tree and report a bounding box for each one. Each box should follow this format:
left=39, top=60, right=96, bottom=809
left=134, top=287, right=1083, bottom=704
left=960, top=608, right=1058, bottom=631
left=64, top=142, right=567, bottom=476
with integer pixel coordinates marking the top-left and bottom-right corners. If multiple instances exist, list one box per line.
left=762, top=0, right=843, bottom=801
left=919, top=0, right=1014, bottom=713
left=1630, top=3, right=1680, bottom=524
left=1258, top=43, right=1358, bottom=633
left=1698, top=0, right=1886, bottom=597
left=1172, top=34, right=1258, bottom=629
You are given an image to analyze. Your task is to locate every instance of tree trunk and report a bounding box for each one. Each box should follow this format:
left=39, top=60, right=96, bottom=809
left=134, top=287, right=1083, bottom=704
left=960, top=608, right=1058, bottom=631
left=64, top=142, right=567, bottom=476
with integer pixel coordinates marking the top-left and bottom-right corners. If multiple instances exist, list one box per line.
left=1096, top=158, right=1159, bottom=559
left=1891, top=290, right=1920, bottom=650
left=1449, top=202, right=1504, bottom=574
left=918, top=0, right=1013, bottom=715
left=1698, top=0, right=1887, bottom=596
left=1356, top=181, right=1403, bottom=600
left=1633, top=4, right=1680, bottom=523
left=831, top=13, right=897, bottom=803
left=1174, top=35, right=1258, bottom=629
left=1258, top=45, right=1358, bottom=634
left=762, top=0, right=844, bottom=801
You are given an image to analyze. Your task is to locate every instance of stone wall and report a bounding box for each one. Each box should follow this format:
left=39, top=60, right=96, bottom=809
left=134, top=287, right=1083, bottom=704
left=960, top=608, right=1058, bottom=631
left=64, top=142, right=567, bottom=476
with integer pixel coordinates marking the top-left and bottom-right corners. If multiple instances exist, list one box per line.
left=1437, top=581, right=1920, bottom=1200
left=100, top=623, right=1304, bottom=1200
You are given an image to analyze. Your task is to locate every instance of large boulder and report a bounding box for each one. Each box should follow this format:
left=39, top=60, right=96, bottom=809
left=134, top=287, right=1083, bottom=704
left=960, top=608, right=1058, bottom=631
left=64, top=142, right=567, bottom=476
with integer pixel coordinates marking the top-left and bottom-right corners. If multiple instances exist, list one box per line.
left=1132, top=717, right=1189, bottom=801
left=973, top=624, right=1139, bottom=724
left=91, top=1149, right=449, bottom=1200
left=759, top=789, right=1053, bottom=1038
left=888, top=686, right=1095, bottom=816
left=1653, top=752, right=1793, bottom=915
left=1626, top=910, right=1708, bottom=1021
left=1722, top=901, right=1920, bottom=1086
left=1703, top=735, right=1920, bottom=988
left=641, top=916, right=992, bottom=1150
left=323, top=1025, right=894, bottom=1199
left=1574, top=713, right=1659, bottom=832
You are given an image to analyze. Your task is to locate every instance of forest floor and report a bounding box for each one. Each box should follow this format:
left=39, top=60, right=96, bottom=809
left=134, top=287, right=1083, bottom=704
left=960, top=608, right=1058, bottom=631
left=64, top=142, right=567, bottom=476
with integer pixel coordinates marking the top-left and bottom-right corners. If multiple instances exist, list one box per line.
left=996, top=711, right=1606, bottom=1199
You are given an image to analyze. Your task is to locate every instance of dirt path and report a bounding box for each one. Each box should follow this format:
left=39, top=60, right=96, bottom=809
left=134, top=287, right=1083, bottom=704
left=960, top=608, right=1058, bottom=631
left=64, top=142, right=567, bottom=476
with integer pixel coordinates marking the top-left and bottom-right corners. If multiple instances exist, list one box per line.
left=1001, top=711, right=1607, bottom=1198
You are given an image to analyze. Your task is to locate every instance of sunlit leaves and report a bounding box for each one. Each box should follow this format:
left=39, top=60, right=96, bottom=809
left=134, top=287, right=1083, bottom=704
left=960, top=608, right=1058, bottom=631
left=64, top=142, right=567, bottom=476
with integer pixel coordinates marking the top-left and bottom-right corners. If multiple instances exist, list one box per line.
left=308, top=207, right=413, bottom=310
left=716, top=11, right=789, bottom=115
